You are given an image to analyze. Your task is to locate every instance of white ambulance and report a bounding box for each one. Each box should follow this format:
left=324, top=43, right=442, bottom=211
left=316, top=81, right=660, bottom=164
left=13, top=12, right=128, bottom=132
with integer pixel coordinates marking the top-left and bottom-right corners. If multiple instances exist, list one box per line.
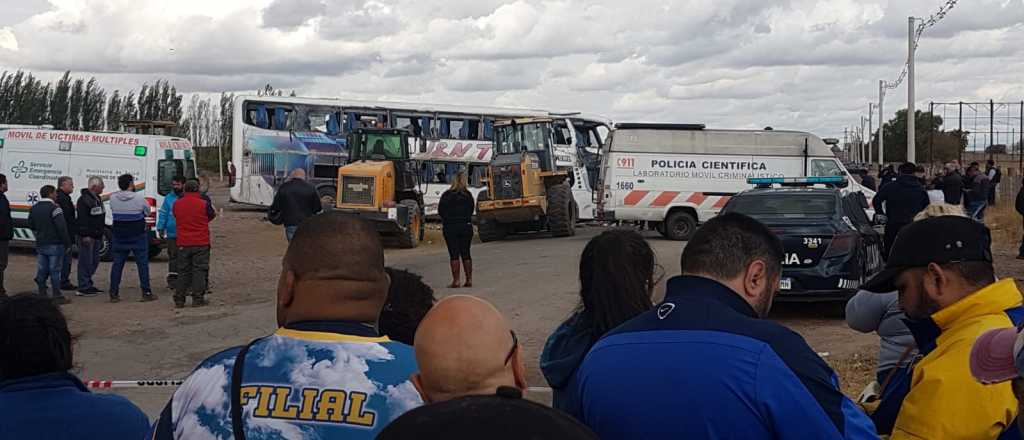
left=596, top=123, right=875, bottom=240
left=0, top=128, right=198, bottom=259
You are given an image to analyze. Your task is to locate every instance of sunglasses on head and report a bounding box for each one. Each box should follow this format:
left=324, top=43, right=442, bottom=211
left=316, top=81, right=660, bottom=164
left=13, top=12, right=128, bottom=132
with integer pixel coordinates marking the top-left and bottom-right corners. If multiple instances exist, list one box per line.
left=504, top=330, right=518, bottom=365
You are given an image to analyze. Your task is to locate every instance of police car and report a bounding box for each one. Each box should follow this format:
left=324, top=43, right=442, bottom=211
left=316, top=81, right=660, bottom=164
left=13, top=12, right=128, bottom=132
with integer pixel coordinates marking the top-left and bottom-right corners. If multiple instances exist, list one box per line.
left=719, top=176, right=884, bottom=301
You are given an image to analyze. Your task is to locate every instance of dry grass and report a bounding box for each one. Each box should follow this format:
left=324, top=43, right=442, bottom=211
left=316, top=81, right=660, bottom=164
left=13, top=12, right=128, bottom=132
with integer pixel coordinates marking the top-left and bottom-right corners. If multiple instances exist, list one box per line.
left=987, top=201, right=1022, bottom=246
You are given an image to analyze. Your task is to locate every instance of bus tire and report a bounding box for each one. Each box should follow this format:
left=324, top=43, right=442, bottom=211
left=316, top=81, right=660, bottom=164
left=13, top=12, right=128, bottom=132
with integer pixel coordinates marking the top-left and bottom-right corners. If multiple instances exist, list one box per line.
left=99, top=228, right=114, bottom=262
left=478, top=218, right=506, bottom=242
left=664, top=209, right=697, bottom=241
left=547, top=183, right=574, bottom=237
left=396, top=199, right=422, bottom=249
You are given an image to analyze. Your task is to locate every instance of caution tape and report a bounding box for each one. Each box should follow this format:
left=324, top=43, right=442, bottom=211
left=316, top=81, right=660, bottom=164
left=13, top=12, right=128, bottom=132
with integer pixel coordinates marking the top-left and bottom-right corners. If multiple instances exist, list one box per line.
left=85, top=380, right=184, bottom=389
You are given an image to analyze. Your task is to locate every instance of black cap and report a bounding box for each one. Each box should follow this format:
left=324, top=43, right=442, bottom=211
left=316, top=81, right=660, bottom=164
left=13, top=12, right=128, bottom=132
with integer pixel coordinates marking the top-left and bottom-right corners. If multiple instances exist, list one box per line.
left=376, top=386, right=599, bottom=440
left=861, top=216, right=993, bottom=293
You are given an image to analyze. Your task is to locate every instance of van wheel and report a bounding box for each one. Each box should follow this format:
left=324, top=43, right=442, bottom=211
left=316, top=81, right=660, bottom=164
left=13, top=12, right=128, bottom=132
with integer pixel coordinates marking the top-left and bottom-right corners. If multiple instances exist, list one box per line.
left=99, top=228, right=113, bottom=262
left=547, top=183, right=574, bottom=237
left=664, top=210, right=697, bottom=241
left=395, top=199, right=422, bottom=249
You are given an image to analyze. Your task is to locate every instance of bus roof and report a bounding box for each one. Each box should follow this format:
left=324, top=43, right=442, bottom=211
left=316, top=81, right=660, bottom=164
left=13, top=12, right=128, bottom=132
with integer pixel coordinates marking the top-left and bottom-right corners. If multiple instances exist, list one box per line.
left=234, top=94, right=611, bottom=125
left=609, top=127, right=836, bottom=157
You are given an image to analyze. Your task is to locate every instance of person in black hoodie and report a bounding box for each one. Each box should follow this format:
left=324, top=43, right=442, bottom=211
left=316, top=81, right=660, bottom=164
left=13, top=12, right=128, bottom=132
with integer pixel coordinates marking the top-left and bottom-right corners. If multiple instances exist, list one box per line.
left=268, top=169, right=322, bottom=242
left=55, top=176, right=77, bottom=291
left=872, top=162, right=930, bottom=259
left=438, top=171, right=476, bottom=288
left=937, top=163, right=963, bottom=205
left=75, top=176, right=106, bottom=296
left=0, top=174, right=11, bottom=296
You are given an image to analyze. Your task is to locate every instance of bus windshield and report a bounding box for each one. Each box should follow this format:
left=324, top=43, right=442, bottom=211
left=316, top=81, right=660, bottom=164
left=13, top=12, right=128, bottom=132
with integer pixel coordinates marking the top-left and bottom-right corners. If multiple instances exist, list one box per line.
left=495, top=123, right=549, bottom=155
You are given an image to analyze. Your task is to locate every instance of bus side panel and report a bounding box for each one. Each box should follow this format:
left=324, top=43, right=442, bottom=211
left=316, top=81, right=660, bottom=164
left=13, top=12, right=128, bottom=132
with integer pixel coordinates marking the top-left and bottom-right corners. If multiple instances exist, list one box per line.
left=604, top=152, right=803, bottom=222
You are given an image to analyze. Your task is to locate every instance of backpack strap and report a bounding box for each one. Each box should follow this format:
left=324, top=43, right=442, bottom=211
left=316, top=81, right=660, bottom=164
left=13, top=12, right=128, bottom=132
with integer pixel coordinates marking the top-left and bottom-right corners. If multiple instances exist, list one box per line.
left=230, top=338, right=262, bottom=440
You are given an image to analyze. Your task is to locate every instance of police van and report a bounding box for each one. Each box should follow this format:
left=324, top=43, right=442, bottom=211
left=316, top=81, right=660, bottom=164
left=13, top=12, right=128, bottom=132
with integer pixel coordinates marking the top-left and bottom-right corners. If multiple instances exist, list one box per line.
left=596, top=123, right=875, bottom=240
left=0, top=128, right=198, bottom=259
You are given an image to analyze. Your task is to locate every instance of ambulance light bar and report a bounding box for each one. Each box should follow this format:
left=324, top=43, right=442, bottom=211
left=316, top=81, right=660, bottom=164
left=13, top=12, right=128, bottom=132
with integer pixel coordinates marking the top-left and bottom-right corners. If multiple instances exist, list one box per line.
left=747, top=176, right=847, bottom=187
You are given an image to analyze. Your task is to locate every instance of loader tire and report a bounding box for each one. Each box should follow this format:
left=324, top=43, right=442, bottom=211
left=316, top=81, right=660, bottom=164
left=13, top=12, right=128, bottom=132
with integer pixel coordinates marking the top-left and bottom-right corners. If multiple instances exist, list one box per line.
left=547, top=183, right=576, bottom=237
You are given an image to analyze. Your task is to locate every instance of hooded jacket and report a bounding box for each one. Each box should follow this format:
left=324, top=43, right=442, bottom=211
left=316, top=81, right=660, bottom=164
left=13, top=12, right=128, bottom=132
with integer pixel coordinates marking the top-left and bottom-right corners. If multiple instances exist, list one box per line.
left=75, top=188, right=105, bottom=238
left=156, top=190, right=180, bottom=239
left=891, top=278, right=1023, bottom=440
left=872, top=174, right=930, bottom=225
left=540, top=313, right=596, bottom=411
left=27, top=199, right=71, bottom=246
left=0, top=192, right=11, bottom=241
left=109, top=190, right=150, bottom=239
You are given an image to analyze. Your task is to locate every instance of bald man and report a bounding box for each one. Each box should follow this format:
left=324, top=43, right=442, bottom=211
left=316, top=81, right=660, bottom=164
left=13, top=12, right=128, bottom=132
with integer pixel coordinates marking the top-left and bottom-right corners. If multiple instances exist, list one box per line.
left=269, top=167, right=322, bottom=241
left=153, top=213, right=422, bottom=440
left=411, top=295, right=527, bottom=403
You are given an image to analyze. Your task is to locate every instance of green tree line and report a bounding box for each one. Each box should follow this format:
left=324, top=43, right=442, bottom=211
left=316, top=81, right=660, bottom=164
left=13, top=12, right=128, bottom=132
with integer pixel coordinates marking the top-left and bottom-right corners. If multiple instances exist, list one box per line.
left=871, top=109, right=968, bottom=164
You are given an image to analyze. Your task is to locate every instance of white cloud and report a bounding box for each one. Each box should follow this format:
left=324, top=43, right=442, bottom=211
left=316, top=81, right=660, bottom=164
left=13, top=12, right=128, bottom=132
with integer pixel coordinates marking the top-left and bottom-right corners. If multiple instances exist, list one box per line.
left=1, top=0, right=1024, bottom=138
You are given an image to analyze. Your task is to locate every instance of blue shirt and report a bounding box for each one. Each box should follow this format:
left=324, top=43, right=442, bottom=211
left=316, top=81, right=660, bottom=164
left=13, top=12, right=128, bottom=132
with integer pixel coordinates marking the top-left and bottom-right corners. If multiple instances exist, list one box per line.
left=156, top=191, right=179, bottom=238
left=152, top=321, right=422, bottom=439
left=0, top=372, right=151, bottom=440
left=571, top=276, right=877, bottom=439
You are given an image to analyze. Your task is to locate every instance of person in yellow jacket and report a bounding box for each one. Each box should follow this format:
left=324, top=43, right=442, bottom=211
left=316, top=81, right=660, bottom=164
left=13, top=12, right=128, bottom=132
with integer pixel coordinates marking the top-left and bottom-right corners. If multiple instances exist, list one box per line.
left=861, top=215, right=1022, bottom=440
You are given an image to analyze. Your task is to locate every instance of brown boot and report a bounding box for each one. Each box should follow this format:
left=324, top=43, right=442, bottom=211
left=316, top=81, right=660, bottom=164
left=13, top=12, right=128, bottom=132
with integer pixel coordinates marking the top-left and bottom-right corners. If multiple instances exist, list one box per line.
left=448, top=260, right=461, bottom=288
left=463, top=259, right=473, bottom=288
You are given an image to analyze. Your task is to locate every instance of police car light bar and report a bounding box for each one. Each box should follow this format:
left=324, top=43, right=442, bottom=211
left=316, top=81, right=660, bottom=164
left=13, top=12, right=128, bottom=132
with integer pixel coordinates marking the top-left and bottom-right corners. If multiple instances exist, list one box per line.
left=747, top=176, right=847, bottom=187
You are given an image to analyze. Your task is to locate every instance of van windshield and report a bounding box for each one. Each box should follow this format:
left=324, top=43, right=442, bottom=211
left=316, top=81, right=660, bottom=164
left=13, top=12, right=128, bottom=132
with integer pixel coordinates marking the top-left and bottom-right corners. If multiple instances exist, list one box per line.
left=158, top=159, right=198, bottom=196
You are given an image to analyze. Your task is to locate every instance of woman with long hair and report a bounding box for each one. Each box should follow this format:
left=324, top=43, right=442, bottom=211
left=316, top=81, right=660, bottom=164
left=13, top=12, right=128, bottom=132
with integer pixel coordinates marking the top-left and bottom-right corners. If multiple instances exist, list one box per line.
left=540, top=229, right=658, bottom=410
left=437, top=170, right=476, bottom=288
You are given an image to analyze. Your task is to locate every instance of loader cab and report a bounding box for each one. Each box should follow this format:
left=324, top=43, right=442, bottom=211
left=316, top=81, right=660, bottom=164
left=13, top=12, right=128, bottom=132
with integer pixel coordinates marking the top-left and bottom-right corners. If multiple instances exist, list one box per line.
left=345, top=127, right=418, bottom=194
left=494, top=119, right=557, bottom=172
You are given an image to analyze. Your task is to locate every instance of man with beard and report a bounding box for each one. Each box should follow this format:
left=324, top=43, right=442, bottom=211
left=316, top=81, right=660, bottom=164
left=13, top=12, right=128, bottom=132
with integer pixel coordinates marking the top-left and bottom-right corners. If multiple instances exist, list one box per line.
left=861, top=215, right=1023, bottom=439
left=157, top=175, right=185, bottom=289
left=569, top=213, right=876, bottom=439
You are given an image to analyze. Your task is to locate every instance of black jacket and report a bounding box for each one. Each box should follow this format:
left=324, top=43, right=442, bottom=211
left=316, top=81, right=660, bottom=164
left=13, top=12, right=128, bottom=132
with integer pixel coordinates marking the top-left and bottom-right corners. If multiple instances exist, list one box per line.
left=269, top=179, right=322, bottom=227
left=56, top=190, right=76, bottom=232
left=28, top=200, right=71, bottom=246
left=0, top=193, right=11, bottom=241
left=964, top=174, right=991, bottom=205
left=860, top=175, right=877, bottom=191
left=1016, top=185, right=1024, bottom=217
left=76, top=189, right=106, bottom=238
left=938, top=172, right=963, bottom=205
left=438, top=189, right=474, bottom=226
left=872, top=174, right=930, bottom=225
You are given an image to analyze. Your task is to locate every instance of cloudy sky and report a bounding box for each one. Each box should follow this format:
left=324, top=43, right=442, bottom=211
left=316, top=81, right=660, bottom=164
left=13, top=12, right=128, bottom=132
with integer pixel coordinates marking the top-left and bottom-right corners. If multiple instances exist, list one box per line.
left=1, top=0, right=1023, bottom=140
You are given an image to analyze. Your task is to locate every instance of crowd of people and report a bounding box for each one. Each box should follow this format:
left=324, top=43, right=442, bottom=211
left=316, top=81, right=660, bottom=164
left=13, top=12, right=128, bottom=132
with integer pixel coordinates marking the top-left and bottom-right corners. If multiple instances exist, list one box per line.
left=0, top=173, right=217, bottom=306
left=2, top=200, right=1023, bottom=439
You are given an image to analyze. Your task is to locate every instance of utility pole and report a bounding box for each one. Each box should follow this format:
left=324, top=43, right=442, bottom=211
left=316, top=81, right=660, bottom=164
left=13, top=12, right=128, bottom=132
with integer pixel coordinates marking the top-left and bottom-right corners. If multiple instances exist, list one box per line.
left=868, top=103, right=874, bottom=165
left=879, top=80, right=885, bottom=166
left=907, top=16, right=916, bottom=163
left=861, top=116, right=867, bottom=163
left=844, top=127, right=849, bottom=162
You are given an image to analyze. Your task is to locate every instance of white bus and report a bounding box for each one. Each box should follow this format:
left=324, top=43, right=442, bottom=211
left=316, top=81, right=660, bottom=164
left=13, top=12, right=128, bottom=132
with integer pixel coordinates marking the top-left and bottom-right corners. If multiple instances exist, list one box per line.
left=228, top=95, right=608, bottom=219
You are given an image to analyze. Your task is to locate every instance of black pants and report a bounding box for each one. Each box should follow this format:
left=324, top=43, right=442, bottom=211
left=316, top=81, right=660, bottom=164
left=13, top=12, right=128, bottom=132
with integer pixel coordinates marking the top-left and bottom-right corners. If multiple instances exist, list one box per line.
left=0, top=240, right=8, bottom=295
left=443, top=223, right=473, bottom=261
left=883, top=222, right=909, bottom=260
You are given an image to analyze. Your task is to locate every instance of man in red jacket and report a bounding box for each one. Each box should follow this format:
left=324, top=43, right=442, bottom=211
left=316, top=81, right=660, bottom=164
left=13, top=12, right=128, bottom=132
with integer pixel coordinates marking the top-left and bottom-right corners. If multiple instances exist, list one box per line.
left=171, top=180, right=216, bottom=308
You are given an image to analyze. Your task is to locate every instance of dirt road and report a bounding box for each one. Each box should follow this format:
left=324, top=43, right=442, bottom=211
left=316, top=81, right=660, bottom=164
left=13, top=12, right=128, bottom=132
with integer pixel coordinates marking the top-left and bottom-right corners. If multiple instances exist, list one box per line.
left=5, top=185, right=1021, bottom=419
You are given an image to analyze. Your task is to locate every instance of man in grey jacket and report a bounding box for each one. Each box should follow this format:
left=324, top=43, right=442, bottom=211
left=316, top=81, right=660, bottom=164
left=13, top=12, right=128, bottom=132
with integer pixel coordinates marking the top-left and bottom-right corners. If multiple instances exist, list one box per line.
left=845, top=290, right=916, bottom=383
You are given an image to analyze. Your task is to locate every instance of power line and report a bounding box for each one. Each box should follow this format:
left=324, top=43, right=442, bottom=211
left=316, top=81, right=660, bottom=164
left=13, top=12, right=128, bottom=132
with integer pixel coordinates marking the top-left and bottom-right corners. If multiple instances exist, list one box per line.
left=882, top=0, right=958, bottom=93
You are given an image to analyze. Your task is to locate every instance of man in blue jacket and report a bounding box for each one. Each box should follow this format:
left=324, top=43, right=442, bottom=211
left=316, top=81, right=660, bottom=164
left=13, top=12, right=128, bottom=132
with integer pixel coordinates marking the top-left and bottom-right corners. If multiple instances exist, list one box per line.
left=0, top=294, right=150, bottom=438
left=157, top=175, right=185, bottom=289
left=570, top=213, right=876, bottom=439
